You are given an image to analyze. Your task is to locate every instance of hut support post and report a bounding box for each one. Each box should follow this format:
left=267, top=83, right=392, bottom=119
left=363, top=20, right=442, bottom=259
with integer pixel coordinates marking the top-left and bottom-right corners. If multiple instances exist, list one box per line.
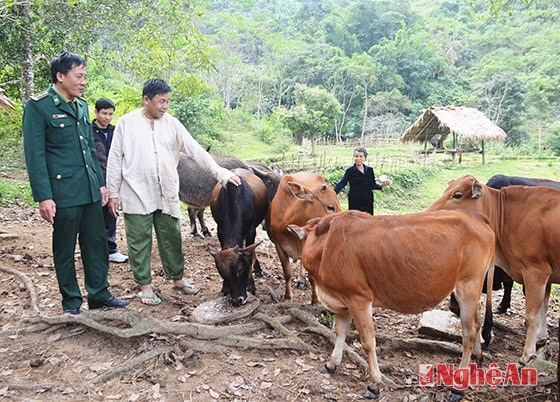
left=452, top=133, right=457, bottom=169
left=481, top=140, right=486, bottom=164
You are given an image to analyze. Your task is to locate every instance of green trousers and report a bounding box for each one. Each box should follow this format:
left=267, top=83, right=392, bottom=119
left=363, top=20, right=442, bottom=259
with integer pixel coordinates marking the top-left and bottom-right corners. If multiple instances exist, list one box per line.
left=124, top=211, right=185, bottom=286
left=53, top=201, right=111, bottom=309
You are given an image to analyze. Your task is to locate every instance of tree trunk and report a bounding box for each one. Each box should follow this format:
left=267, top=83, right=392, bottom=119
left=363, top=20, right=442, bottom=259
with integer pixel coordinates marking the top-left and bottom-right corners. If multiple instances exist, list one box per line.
left=360, top=82, right=368, bottom=144
left=18, top=0, right=34, bottom=104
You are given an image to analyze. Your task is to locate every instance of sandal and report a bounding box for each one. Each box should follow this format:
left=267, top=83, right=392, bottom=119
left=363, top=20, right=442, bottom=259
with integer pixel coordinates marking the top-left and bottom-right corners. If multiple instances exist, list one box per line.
left=137, top=291, right=162, bottom=306
left=172, top=283, right=200, bottom=296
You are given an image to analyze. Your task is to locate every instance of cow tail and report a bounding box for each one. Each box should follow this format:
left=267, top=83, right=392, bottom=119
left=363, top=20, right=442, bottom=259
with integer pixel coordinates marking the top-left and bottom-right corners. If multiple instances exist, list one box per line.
left=481, top=260, right=494, bottom=348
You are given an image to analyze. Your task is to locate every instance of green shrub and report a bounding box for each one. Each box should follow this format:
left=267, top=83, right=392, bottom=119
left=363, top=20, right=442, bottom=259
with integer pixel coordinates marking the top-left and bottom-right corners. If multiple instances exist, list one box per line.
left=0, top=107, right=24, bottom=168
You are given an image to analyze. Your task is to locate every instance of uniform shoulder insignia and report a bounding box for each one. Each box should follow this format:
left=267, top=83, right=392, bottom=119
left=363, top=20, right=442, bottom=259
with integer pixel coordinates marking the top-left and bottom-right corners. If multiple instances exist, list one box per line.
left=30, top=92, right=49, bottom=101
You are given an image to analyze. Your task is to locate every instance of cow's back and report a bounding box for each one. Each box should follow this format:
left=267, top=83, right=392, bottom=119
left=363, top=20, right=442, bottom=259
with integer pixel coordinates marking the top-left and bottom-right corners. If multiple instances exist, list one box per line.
left=210, top=168, right=268, bottom=247
left=300, top=210, right=495, bottom=314
left=487, top=174, right=560, bottom=190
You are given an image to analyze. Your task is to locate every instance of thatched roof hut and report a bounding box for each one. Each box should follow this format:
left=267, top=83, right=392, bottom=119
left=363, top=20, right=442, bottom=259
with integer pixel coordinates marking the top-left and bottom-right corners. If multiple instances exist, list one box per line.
left=400, top=106, right=507, bottom=165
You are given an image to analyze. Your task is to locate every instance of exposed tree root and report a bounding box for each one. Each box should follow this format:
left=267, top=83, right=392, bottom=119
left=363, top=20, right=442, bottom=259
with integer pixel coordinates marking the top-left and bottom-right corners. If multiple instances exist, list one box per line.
left=92, top=346, right=173, bottom=384
left=22, top=309, right=293, bottom=340
left=0, top=265, right=40, bottom=314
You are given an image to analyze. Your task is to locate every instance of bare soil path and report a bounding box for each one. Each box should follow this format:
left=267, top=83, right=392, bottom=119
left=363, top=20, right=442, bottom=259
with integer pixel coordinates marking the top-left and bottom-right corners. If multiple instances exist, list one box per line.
left=0, top=205, right=558, bottom=401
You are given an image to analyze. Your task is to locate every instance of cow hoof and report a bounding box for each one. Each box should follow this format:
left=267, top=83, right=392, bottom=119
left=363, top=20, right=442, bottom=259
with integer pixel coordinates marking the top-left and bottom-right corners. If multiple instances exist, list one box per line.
left=493, top=305, right=508, bottom=314
left=202, top=229, right=212, bottom=237
left=363, top=386, right=380, bottom=399
left=448, top=388, right=464, bottom=402
left=319, top=365, right=335, bottom=374
left=296, top=280, right=307, bottom=289
left=193, top=233, right=205, bottom=240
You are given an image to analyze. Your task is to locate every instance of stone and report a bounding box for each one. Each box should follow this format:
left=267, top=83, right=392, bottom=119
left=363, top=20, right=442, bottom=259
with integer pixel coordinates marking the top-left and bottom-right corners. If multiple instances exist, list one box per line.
left=418, top=309, right=462, bottom=342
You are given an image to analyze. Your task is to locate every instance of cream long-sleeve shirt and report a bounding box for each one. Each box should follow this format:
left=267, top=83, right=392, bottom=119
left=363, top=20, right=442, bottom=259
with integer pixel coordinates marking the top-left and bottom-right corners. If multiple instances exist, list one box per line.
left=106, top=109, right=235, bottom=219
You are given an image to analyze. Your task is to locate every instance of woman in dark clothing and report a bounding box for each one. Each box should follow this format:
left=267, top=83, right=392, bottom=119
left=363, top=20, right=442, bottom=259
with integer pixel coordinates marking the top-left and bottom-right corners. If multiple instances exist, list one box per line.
left=334, top=147, right=391, bottom=215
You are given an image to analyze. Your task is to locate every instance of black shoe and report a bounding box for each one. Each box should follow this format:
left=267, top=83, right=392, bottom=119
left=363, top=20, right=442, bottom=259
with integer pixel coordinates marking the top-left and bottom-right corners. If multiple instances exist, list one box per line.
left=89, top=296, right=130, bottom=309
left=63, top=307, right=80, bottom=315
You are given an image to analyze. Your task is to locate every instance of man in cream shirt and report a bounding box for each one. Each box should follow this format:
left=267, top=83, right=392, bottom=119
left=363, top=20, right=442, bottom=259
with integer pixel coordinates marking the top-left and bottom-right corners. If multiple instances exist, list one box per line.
left=107, top=78, right=241, bottom=306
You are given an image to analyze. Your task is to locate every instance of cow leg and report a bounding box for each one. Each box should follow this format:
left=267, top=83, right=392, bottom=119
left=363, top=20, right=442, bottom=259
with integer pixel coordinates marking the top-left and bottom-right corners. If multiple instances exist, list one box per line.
left=245, top=230, right=264, bottom=277
left=187, top=207, right=205, bottom=239
left=350, top=303, right=383, bottom=399
left=450, top=285, right=483, bottom=402
left=536, top=283, right=551, bottom=348
left=322, top=310, right=353, bottom=374
left=308, top=275, right=318, bottom=304
left=454, top=284, right=482, bottom=365
left=275, top=246, right=293, bottom=301
left=520, top=276, right=549, bottom=364
left=495, top=278, right=513, bottom=314
left=448, top=292, right=460, bottom=316
left=296, top=260, right=307, bottom=289
left=197, top=209, right=211, bottom=237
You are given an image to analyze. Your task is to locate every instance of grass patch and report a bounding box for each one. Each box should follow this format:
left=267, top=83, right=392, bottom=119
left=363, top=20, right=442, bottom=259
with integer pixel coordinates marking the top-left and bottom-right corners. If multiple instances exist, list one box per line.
left=0, top=175, right=33, bottom=207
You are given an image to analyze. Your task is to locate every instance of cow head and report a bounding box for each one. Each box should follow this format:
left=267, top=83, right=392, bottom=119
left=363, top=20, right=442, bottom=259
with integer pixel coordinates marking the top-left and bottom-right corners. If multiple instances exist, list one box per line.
left=426, top=175, right=486, bottom=213
left=207, top=242, right=260, bottom=306
left=286, top=178, right=340, bottom=216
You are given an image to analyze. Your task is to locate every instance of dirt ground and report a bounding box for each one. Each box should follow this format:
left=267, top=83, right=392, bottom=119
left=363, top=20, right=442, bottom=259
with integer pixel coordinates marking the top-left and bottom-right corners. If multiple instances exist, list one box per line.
left=0, top=204, right=559, bottom=402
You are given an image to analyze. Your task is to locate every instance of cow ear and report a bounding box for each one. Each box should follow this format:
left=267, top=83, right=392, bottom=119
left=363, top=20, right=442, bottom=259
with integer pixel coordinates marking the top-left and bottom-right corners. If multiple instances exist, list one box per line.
left=472, top=182, right=484, bottom=198
left=287, top=181, right=312, bottom=201
left=287, top=224, right=307, bottom=240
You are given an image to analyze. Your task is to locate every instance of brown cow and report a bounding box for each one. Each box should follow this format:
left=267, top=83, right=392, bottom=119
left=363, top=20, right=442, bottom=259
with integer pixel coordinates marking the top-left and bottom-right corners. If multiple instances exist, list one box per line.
left=288, top=210, right=495, bottom=400
left=427, top=174, right=560, bottom=365
left=265, top=172, right=340, bottom=303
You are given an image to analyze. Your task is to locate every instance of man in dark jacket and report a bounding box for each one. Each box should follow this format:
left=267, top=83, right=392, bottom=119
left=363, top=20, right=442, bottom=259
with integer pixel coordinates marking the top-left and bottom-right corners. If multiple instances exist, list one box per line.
left=23, top=52, right=129, bottom=314
left=93, top=98, right=128, bottom=263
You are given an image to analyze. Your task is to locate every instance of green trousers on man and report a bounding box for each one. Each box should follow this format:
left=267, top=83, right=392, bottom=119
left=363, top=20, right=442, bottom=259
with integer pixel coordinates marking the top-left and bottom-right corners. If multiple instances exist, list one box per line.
left=124, top=211, right=185, bottom=285
left=53, top=201, right=111, bottom=310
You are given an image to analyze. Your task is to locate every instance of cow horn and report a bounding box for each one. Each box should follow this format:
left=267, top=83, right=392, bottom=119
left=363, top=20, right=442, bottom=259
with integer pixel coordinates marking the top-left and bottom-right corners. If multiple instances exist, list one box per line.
left=207, top=244, right=219, bottom=256
left=241, top=241, right=262, bottom=254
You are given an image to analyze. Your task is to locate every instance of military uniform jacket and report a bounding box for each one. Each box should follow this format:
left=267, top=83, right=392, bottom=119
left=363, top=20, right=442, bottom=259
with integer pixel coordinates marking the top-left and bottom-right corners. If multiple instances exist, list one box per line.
left=23, top=86, right=105, bottom=208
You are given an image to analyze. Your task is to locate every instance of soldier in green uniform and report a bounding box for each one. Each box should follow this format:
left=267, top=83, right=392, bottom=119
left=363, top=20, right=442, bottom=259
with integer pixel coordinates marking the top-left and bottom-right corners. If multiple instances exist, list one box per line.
left=23, top=52, right=129, bottom=314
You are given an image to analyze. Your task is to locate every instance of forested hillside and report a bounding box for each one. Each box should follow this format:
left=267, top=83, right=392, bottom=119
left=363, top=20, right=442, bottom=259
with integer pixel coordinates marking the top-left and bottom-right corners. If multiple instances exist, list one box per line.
left=1, top=0, right=559, bottom=157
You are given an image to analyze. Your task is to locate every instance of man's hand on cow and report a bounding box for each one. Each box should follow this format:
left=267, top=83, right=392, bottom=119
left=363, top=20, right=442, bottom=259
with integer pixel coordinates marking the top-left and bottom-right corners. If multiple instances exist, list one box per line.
left=39, top=199, right=56, bottom=224
left=108, top=198, right=120, bottom=218
left=228, top=175, right=242, bottom=186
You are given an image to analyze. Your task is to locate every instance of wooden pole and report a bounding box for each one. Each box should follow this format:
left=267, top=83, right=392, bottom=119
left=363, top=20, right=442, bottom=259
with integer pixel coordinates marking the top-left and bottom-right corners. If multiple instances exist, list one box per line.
left=452, top=132, right=457, bottom=169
